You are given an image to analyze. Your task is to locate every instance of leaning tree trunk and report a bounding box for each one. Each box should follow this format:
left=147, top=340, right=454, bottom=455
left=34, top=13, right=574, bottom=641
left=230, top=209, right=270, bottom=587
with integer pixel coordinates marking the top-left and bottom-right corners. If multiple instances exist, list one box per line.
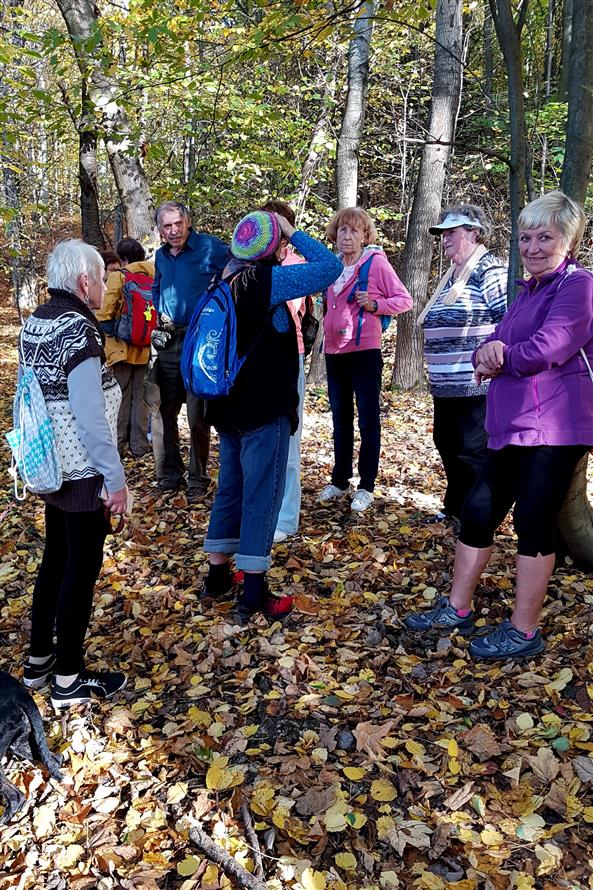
left=556, top=0, right=593, bottom=571
left=392, top=0, right=463, bottom=388
left=488, top=0, right=529, bottom=302
left=295, top=59, right=338, bottom=225
left=336, top=0, right=375, bottom=209
left=54, top=0, right=157, bottom=243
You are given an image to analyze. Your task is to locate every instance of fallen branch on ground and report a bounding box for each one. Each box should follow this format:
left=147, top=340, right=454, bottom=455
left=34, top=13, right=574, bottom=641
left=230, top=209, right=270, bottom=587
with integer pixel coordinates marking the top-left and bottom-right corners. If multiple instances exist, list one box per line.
left=240, top=799, right=265, bottom=880
left=189, top=824, right=267, bottom=890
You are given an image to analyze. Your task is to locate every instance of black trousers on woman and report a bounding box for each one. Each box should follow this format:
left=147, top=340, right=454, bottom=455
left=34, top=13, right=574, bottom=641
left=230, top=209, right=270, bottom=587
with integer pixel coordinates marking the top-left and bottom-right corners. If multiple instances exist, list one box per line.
left=459, top=445, right=588, bottom=556
left=326, top=349, right=383, bottom=493
left=432, top=395, right=488, bottom=518
left=29, top=504, right=108, bottom=675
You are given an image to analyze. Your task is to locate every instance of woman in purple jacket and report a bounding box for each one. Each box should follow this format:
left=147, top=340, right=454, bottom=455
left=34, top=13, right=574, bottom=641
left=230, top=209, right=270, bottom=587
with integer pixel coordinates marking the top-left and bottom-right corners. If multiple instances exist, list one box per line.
left=405, top=191, right=593, bottom=660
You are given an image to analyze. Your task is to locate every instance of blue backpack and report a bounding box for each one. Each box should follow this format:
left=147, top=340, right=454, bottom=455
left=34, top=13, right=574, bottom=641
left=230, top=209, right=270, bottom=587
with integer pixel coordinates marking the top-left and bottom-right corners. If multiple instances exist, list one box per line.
left=346, top=255, right=391, bottom=346
left=181, top=277, right=245, bottom=399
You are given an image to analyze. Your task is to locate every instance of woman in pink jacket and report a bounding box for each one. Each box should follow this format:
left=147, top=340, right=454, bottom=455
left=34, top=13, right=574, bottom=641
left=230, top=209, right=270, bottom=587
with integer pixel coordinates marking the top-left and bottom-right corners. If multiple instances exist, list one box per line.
left=319, top=208, right=412, bottom=512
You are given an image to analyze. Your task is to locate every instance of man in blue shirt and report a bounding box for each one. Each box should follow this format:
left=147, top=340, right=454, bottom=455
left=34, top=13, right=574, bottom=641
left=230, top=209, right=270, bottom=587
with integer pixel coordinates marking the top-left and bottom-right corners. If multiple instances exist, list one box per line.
left=151, top=201, right=229, bottom=500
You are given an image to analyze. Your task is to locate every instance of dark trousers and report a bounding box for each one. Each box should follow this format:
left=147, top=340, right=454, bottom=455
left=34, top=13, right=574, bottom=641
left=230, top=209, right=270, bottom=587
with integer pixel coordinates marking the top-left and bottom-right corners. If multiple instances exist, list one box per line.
left=432, top=395, right=488, bottom=518
left=112, top=361, right=150, bottom=456
left=30, top=504, right=108, bottom=675
left=326, top=349, right=383, bottom=492
left=460, top=445, right=588, bottom=556
left=155, top=334, right=210, bottom=489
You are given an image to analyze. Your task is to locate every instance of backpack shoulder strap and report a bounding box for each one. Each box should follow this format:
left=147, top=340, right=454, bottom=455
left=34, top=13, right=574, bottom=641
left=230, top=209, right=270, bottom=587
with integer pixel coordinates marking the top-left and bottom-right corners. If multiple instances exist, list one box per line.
left=357, top=254, right=375, bottom=292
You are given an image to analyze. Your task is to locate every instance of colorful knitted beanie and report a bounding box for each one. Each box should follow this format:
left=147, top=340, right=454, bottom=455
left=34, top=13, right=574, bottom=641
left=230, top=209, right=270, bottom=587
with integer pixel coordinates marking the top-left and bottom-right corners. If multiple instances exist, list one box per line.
left=231, top=211, right=281, bottom=261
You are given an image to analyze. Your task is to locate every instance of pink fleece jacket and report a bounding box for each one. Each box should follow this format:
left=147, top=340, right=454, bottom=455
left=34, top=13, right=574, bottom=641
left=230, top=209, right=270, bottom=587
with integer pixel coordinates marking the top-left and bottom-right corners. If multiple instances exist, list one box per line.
left=323, top=247, right=412, bottom=354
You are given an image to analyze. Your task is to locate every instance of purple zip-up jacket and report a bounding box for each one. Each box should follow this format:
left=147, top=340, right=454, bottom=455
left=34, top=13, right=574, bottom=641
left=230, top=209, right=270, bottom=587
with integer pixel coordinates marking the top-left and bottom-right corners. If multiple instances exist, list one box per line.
left=472, top=258, right=593, bottom=450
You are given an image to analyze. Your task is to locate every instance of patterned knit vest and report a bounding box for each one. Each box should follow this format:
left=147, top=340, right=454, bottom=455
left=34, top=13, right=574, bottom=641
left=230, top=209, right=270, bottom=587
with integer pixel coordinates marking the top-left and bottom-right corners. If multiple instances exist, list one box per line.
left=18, top=291, right=121, bottom=484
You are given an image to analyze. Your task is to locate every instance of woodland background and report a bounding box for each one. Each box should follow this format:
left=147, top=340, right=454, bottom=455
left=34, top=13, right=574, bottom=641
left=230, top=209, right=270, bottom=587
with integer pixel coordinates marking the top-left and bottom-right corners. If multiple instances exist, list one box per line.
left=2, top=1, right=593, bottom=888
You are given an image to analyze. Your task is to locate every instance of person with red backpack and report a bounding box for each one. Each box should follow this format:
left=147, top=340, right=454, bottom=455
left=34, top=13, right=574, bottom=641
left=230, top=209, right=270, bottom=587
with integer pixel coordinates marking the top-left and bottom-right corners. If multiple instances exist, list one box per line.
left=96, top=238, right=155, bottom=458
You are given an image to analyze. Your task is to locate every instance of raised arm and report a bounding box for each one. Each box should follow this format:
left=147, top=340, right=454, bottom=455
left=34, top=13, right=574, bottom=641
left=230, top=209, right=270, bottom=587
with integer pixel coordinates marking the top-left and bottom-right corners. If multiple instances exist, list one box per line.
left=270, top=231, right=342, bottom=306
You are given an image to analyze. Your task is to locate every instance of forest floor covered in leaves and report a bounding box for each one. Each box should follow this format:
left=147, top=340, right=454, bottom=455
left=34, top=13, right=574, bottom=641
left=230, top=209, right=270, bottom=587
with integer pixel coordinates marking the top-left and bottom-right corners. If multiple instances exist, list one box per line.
left=1, top=303, right=593, bottom=890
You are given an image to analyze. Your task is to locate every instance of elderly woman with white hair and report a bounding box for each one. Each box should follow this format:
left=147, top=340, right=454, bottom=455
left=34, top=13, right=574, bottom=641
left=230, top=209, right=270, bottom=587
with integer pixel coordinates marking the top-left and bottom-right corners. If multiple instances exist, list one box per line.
left=420, top=204, right=507, bottom=524
left=18, top=239, right=128, bottom=708
left=406, top=191, right=593, bottom=660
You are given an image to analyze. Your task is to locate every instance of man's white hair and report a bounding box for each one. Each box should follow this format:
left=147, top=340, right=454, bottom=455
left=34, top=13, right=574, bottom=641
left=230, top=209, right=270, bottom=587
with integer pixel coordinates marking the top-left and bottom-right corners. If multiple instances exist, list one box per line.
left=47, top=239, right=104, bottom=294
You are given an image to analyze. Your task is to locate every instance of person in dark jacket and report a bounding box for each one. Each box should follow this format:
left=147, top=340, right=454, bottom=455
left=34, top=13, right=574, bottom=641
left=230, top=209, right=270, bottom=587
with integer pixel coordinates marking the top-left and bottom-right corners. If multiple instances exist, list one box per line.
left=151, top=201, right=229, bottom=501
left=203, top=210, right=342, bottom=623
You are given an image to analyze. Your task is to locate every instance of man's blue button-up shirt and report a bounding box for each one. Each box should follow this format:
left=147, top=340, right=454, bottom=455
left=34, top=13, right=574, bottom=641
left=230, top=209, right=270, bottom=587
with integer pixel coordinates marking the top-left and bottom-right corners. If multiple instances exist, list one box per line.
left=152, top=228, right=229, bottom=326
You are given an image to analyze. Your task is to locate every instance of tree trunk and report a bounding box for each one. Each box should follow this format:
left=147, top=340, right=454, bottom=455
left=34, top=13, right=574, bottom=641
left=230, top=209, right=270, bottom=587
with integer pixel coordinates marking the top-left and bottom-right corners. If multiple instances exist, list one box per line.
left=336, top=0, right=375, bottom=209
left=295, top=61, right=338, bottom=224
left=392, top=0, right=463, bottom=389
left=556, top=456, right=593, bottom=572
left=558, top=0, right=573, bottom=101
left=1, top=0, right=37, bottom=315
left=488, top=0, right=529, bottom=303
left=556, top=0, right=593, bottom=572
left=560, top=0, right=593, bottom=199
left=54, top=0, right=157, bottom=244
left=79, top=81, right=105, bottom=249
left=483, top=3, right=494, bottom=107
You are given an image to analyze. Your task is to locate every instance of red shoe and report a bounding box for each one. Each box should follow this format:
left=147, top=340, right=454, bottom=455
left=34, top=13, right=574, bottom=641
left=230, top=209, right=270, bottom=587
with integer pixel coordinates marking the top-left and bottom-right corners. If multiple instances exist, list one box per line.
left=262, top=594, right=294, bottom=619
left=233, top=594, right=294, bottom=625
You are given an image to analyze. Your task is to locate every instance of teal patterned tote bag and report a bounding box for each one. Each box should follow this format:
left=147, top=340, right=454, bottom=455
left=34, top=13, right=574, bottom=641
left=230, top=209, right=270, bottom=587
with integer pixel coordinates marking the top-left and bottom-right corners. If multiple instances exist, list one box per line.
left=6, top=324, right=64, bottom=500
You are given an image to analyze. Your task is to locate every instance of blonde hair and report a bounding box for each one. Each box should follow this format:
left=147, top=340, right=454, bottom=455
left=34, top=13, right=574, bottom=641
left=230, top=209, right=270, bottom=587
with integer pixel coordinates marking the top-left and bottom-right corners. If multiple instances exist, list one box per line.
left=519, top=190, right=587, bottom=255
left=326, top=207, right=377, bottom=245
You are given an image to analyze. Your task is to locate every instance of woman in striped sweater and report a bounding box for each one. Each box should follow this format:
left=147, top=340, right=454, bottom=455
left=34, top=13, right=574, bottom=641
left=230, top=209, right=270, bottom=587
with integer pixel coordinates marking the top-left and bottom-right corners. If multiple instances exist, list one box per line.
left=421, top=205, right=507, bottom=523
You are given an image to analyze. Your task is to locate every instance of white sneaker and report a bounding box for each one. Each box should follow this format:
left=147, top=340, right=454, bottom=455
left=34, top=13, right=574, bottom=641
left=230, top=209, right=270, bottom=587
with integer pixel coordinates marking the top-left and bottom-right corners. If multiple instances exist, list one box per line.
left=318, top=484, right=349, bottom=503
left=273, top=529, right=289, bottom=543
left=351, top=489, right=374, bottom=512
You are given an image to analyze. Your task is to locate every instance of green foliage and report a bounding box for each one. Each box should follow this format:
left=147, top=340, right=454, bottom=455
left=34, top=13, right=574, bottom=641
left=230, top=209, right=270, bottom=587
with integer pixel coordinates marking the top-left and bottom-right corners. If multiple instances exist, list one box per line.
left=0, top=0, right=586, bottom=270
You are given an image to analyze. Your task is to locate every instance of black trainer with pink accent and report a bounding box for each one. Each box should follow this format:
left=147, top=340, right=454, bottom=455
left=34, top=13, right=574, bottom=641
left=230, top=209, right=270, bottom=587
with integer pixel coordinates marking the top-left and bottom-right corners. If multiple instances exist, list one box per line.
left=404, top=596, right=474, bottom=633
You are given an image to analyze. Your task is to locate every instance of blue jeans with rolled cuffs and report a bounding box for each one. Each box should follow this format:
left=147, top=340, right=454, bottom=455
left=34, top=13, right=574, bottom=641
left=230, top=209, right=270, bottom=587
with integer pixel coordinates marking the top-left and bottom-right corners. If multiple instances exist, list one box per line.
left=204, top=416, right=291, bottom=571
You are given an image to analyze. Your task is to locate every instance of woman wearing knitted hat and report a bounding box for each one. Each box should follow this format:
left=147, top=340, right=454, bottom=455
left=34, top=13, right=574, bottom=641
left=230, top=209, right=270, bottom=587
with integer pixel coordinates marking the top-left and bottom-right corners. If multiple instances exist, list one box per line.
left=202, top=210, right=342, bottom=623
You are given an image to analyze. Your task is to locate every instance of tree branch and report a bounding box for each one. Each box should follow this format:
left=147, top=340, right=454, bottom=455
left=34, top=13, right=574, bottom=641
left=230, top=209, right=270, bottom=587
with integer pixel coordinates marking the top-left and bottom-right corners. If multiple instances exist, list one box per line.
left=517, top=0, right=530, bottom=35
left=189, top=824, right=266, bottom=890
left=240, top=800, right=264, bottom=881
left=399, top=136, right=511, bottom=168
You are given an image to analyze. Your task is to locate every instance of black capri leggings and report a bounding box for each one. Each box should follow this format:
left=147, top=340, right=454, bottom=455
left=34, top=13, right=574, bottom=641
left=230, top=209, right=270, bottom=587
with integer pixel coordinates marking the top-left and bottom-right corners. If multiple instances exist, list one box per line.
left=459, top=445, right=588, bottom=557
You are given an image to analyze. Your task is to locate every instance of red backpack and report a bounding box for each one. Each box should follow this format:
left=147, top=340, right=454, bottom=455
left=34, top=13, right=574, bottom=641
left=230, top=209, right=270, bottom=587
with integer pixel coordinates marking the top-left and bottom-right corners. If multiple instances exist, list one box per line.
left=114, top=268, right=157, bottom=347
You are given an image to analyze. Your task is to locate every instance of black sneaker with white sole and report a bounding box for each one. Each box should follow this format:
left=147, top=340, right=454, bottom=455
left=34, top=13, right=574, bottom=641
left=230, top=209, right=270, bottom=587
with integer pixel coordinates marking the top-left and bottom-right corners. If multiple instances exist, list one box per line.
left=51, top=670, right=127, bottom=708
left=23, top=654, right=57, bottom=689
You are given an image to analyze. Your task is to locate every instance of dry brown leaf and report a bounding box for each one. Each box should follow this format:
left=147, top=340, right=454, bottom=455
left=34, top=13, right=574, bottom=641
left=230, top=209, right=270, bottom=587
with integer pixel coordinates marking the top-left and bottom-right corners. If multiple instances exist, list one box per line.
left=460, top=724, right=502, bottom=761
left=352, top=720, right=395, bottom=757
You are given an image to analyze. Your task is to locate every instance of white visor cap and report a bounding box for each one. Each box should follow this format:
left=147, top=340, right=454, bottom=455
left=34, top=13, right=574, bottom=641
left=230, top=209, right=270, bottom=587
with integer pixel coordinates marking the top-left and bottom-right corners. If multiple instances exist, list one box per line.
left=429, top=213, right=485, bottom=234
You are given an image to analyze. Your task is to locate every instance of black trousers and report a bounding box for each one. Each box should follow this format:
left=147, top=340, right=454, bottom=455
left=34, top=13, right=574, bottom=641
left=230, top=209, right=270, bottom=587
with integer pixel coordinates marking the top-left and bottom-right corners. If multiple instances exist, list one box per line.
left=459, top=445, right=588, bottom=556
left=30, top=504, right=108, bottom=675
left=432, top=395, right=488, bottom=518
left=326, top=349, right=383, bottom=492
left=155, top=334, right=210, bottom=489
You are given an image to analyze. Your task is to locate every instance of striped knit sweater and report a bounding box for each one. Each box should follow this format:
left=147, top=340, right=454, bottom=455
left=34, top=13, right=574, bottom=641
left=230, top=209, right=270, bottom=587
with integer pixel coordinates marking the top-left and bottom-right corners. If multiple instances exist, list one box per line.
left=423, top=252, right=507, bottom=397
left=18, top=289, right=122, bottom=511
